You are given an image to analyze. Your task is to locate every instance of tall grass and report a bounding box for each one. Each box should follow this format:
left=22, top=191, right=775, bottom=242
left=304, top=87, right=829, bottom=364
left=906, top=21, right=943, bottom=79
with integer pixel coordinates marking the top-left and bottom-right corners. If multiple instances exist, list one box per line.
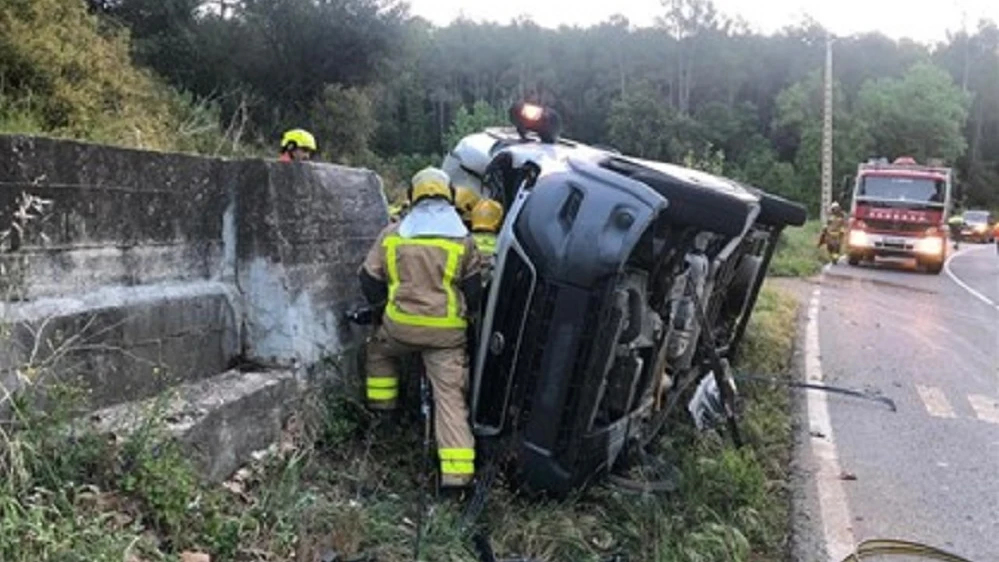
left=770, top=221, right=827, bottom=278
left=0, top=286, right=801, bottom=562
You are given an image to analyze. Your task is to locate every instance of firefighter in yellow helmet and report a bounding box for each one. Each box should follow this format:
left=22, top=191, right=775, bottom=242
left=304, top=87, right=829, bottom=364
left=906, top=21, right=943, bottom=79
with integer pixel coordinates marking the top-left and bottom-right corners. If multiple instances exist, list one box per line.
left=279, top=128, right=317, bottom=162
left=470, top=199, right=502, bottom=257
left=387, top=198, right=410, bottom=223
left=454, top=186, right=481, bottom=229
left=470, top=198, right=503, bottom=289
left=947, top=213, right=963, bottom=250
left=357, top=166, right=484, bottom=488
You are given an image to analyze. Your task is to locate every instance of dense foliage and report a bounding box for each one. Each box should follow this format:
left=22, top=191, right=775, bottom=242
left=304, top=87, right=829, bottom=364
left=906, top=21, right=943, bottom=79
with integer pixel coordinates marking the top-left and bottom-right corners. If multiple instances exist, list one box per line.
left=4, top=0, right=998, bottom=211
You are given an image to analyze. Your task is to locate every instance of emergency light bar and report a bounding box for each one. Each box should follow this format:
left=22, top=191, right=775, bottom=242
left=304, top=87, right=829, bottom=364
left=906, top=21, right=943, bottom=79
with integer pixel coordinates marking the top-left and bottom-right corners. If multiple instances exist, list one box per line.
left=858, top=156, right=951, bottom=176
left=509, top=101, right=562, bottom=144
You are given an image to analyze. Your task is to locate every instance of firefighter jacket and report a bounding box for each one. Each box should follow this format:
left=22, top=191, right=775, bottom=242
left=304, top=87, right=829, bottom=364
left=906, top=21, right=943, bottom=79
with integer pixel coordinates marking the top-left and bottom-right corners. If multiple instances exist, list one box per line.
left=472, top=232, right=496, bottom=257
left=359, top=201, right=484, bottom=349
left=825, top=212, right=846, bottom=236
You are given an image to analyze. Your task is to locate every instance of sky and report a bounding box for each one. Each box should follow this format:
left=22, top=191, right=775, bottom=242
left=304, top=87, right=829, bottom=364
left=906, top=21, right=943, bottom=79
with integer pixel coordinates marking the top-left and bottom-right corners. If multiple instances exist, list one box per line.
left=406, top=0, right=999, bottom=44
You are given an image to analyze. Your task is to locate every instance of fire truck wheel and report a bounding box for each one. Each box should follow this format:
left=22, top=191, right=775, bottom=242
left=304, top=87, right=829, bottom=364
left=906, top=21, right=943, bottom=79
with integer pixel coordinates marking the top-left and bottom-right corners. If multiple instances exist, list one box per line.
left=922, top=259, right=944, bottom=275
left=847, top=253, right=862, bottom=266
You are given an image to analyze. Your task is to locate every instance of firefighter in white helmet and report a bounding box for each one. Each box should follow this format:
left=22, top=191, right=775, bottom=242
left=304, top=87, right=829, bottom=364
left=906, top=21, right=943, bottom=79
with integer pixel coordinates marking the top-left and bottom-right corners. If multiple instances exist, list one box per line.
left=357, top=166, right=485, bottom=488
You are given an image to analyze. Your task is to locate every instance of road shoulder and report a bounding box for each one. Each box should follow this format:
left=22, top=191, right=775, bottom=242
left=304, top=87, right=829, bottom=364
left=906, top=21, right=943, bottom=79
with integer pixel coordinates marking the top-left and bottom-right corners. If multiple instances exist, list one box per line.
left=767, top=276, right=830, bottom=562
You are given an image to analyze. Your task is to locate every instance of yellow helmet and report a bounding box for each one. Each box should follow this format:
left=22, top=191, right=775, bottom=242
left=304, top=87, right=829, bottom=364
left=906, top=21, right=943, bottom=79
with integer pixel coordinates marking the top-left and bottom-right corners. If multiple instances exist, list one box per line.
left=409, top=167, right=453, bottom=205
left=454, top=186, right=481, bottom=222
left=471, top=199, right=504, bottom=233
left=281, top=128, right=317, bottom=152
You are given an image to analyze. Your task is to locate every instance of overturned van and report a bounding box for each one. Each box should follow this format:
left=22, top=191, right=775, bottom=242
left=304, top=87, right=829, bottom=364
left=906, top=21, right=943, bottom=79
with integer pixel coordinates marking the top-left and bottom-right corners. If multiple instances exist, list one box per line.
left=443, top=103, right=808, bottom=498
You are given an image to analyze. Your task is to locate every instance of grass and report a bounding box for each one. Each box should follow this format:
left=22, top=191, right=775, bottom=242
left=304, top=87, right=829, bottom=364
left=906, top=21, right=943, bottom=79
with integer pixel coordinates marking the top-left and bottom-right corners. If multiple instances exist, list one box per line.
left=769, top=221, right=827, bottom=278
left=0, top=287, right=801, bottom=562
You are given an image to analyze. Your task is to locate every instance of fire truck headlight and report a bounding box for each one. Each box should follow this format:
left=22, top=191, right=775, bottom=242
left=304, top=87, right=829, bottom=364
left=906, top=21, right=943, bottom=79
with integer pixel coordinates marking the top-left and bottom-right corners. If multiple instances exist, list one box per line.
left=848, top=229, right=869, bottom=247
left=915, top=235, right=944, bottom=255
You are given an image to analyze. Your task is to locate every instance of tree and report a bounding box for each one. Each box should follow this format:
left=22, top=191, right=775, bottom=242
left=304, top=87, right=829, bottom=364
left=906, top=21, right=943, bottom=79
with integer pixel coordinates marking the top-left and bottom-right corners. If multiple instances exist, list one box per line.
left=773, top=71, right=873, bottom=213
left=606, top=85, right=679, bottom=161
left=934, top=21, right=999, bottom=206
left=857, top=62, right=971, bottom=163
left=44, top=0, right=999, bottom=209
left=658, top=0, right=727, bottom=115
left=443, top=100, right=506, bottom=153
left=307, top=84, right=378, bottom=165
left=0, top=0, right=188, bottom=149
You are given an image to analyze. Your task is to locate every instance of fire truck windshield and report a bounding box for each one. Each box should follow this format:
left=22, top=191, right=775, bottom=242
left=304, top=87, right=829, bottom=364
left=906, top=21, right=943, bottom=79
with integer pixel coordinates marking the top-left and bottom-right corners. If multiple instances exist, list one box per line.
left=858, top=175, right=945, bottom=203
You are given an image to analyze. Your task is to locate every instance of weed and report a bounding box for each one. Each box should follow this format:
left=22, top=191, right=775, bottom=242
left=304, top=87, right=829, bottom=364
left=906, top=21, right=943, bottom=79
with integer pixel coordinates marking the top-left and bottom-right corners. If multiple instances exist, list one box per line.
left=770, top=221, right=826, bottom=278
left=0, top=285, right=802, bottom=562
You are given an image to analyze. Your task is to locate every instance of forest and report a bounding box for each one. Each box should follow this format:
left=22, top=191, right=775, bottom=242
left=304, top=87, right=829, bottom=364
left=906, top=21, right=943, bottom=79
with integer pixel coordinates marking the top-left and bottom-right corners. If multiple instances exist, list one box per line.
left=3, top=0, right=997, bottom=213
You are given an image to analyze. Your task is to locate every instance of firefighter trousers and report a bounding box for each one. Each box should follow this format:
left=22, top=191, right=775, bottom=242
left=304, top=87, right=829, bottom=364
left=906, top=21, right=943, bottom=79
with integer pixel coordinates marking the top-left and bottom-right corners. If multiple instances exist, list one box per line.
left=364, top=326, right=476, bottom=487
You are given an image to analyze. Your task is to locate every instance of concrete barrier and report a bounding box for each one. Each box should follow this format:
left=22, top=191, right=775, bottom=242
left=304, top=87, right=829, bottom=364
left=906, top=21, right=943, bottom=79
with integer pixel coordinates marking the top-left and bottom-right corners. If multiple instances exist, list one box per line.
left=0, top=134, right=389, bottom=479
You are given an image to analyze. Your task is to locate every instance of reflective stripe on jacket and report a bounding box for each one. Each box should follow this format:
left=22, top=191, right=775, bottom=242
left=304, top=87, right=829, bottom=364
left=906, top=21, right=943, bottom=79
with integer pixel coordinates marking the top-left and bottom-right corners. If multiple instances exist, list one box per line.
left=361, top=223, right=483, bottom=348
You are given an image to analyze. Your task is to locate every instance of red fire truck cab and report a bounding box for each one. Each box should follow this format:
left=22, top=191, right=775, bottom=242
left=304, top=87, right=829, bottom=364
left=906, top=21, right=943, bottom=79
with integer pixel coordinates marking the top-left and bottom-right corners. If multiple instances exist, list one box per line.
left=845, top=156, right=954, bottom=274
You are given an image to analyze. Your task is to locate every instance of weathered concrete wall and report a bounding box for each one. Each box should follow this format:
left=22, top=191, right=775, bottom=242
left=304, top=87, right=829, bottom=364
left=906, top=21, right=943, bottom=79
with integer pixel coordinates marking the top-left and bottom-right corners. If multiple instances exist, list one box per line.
left=234, top=160, right=388, bottom=368
left=0, top=136, right=229, bottom=299
left=0, top=134, right=387, bottom=412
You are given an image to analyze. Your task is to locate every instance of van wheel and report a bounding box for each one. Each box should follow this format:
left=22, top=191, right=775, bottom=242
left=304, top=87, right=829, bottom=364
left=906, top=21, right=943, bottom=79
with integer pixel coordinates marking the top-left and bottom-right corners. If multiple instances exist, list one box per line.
left=847, top=253, right=861, bottom=266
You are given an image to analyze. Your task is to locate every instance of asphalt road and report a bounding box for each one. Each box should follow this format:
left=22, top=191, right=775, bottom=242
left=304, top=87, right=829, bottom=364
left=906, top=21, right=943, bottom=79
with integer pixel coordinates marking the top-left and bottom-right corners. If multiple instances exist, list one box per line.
left=798, top=243, right=999, bottom=561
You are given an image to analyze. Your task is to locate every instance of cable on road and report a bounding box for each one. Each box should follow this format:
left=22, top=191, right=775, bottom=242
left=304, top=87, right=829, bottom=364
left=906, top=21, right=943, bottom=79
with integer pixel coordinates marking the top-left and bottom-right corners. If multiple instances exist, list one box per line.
left=735, top=373, right=897, bottom=412
left=839, top=538, right=977, bottom=561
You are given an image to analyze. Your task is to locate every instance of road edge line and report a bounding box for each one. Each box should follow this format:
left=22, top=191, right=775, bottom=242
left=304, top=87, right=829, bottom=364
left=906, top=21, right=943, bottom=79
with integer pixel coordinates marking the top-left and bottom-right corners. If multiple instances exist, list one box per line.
left=805, top=287, right=857, bottom=560
left=944, top=245, right=998, bottom=310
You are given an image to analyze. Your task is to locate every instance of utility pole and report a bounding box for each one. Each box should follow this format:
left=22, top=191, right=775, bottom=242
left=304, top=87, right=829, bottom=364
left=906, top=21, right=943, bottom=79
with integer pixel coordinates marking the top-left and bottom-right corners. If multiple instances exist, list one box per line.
left=821, top=36, right=834, bottom=225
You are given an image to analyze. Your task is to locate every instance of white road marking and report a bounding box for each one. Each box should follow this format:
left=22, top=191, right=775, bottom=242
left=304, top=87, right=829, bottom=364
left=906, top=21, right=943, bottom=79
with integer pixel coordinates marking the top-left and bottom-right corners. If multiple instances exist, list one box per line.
left=944, top=246, right=999, bottom=311
left=806, top=288, right=857, bottom=560
left=915, top=385, right=957, bottom=419
left=968, top=394, right=999, bottom=425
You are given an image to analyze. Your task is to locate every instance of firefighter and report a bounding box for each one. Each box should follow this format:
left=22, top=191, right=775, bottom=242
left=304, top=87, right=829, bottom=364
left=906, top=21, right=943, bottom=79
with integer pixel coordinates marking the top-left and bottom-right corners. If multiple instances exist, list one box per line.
left=469, top=198, right=503, bottom=294
left=819, top=202, right=847, bottom=262
left=358, top=166, right=484, bottom=489
left=947, top=214, right=963, bottom=250
left=278, top=128, right=317, bottom=162
left=387, top=198, right=409, bottom=223
left=454, top=186, right=481, bottom=229
left=470, top=198, right=502, bottom=262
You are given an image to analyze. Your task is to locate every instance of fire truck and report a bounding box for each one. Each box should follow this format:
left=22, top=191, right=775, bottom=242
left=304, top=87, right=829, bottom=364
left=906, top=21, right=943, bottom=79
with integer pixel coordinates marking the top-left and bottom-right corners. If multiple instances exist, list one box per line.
left=845, top=156, right=954, bottom=274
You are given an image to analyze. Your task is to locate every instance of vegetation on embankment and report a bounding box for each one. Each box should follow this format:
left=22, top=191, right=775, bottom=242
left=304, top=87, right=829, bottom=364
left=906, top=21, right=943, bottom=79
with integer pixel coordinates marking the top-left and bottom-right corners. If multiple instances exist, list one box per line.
left=769, top=220, right=827, bottom=278
left=0, top=0, right=239, bottom=155
left=5, top=0, right=999, bottom=212
left=0, top=285, right=800, bottom=562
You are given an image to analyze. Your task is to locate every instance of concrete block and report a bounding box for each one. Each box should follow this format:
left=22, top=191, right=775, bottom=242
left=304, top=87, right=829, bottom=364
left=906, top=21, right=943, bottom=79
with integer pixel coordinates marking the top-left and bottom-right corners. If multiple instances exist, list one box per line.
left=0, top=243, right=226, bottom=301
left=0, top=281, right=240, bottom=409
left=88, top=368, right=300, bottom=482
left=0, top=135, right=225, bottom=249
left=235, top=160, right=388, bottom=368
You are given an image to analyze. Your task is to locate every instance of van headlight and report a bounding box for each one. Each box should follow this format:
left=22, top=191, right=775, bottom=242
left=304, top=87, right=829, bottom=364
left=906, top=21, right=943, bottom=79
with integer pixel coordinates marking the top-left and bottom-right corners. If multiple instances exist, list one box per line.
left=848, top=230, right=869, bottom=247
